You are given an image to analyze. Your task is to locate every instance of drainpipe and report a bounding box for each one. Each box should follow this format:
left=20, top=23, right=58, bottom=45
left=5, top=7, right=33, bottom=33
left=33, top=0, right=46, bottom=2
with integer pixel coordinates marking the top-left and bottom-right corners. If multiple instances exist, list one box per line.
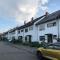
left=23, top=29, right=24, bottom=43
left=57, top=19, right=59, bottom=42
left=37, top=26, right=38, bottom=42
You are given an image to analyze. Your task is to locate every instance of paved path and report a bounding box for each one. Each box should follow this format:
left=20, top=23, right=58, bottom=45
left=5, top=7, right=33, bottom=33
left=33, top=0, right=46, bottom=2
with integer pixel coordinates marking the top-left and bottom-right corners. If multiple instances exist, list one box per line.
left=0, top=41, right=38, bottom=60
left=10, top=43, right=37, bottom=54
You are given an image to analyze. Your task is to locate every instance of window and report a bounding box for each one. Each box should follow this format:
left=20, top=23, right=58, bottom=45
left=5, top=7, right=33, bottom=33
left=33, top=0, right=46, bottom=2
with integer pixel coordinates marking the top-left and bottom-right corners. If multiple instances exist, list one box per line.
left=47, top=43, right=60, bottom=50
left=53, top=22, right=56, bottom=26
left=47, top=22, right=56, bottom=27
left=12, top=31, right=15, bottom=34
left=18, top=36, right=22, bottom=40
left=25, top=28, right=28, bottom=32
left=39, top=36, right=45, bottom=41
left=39, top=24, right=45, bottom=31
left=18, top=30, right=20, bottom=34
left=21, top=29, right=23, bottom=32
left=53, top=35, right=57, bottom=39
left=29, top=26, right=33, bottom=30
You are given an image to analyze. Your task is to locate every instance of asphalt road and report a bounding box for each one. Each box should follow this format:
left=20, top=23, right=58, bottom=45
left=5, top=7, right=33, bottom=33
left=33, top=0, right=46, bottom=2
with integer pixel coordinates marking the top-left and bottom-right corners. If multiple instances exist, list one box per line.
left=0, top=41, right=38, bottom=60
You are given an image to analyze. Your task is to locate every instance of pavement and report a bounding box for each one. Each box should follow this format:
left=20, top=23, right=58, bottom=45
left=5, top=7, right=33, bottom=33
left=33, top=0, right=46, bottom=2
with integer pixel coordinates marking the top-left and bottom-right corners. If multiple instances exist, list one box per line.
left=9, top=43, right=37, bottom=55
left=0, top=41, right=38, bottom=60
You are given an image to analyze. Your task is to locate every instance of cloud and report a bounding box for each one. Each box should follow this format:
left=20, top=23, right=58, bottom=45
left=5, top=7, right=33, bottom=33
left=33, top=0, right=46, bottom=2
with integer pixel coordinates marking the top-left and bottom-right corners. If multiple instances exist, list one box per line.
left=0, top=0, right=49, bottom=25
left=0, top=26, right=12, bottom=33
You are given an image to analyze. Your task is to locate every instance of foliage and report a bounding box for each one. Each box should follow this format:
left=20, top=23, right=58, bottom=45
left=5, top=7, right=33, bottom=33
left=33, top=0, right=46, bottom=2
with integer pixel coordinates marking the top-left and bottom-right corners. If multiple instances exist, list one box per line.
left=11, top=39, right=22, bottom=44
left=30, top=42, right=41, bottom=47
left=2, top=37, right=8, bottom=41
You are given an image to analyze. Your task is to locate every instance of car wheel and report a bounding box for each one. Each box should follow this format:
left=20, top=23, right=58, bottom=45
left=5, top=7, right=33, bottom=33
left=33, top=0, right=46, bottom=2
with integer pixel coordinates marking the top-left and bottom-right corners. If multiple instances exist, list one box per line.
left=36, top=51, right=43, bottom=60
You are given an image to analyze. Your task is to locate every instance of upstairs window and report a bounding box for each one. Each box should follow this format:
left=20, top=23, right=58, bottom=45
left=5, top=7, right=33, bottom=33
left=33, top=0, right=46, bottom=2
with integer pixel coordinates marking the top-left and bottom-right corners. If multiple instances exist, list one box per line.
left=25, top=28, right=28, bottom=32
left=18, top=30, right=20, bottom=34
left=47, top=22, right=56, bottom=27
left=21, top=30, right=23, bottom=32
left=39, top=36, right=45, bottom=41
left=29, top=26, right=33, bottom=30
left=39, top=24, right=45, bottom=31
left=12, top=31, right=15, bottom=34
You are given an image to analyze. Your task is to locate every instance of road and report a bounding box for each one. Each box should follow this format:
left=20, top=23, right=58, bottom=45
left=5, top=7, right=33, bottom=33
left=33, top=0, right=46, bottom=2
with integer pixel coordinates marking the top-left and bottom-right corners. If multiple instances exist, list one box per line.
left=0, top=41, right=38, bottom=60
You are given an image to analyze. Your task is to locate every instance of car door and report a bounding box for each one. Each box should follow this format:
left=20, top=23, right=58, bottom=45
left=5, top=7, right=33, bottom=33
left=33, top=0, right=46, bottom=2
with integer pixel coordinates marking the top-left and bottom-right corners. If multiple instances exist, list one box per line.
left=41, top=47, right=60, bottom=59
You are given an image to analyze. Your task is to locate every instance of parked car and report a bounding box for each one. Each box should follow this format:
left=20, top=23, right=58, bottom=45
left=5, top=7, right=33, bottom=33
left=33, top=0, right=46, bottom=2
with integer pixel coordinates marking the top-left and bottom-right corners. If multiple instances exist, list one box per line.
left=37, top=42, right=60, bottom=60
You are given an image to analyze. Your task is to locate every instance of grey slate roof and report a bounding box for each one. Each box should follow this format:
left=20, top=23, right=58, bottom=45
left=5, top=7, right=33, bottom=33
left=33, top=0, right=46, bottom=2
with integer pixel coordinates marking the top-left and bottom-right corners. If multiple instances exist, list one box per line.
left=17, top=15, right=45, bottom=30
left=36, top=10, right=60, bottom=25
left=3, top=15, right=45, bottom=34
left=9, top=27, right=18, bottom=33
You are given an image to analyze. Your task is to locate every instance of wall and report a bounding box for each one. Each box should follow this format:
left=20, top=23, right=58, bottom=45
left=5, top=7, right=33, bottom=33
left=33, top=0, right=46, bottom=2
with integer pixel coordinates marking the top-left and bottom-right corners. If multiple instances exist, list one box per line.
left=37, top=19, right=59, bottom=43
left=6, top=18, right=60, bottom=43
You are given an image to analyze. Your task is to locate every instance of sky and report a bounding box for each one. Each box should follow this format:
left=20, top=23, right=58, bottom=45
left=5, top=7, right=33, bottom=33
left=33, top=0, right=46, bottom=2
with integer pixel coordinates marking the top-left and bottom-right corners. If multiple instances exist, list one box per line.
left=0, top=0, right=60, bottom=33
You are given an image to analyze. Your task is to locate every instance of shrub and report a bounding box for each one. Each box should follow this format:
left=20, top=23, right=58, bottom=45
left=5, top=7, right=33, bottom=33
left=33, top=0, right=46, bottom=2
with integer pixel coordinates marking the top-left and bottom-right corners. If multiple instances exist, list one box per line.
left=22, top=41, right=44, bottom=47
left=30, top=42, right=40, bottom=47
left=2, top=37, right=8, bottom=41
left=22, top=42, right=29, bottom=46
left=40, top=41, right=48, bottom=47
left=10, top=39, right=23, bottom=44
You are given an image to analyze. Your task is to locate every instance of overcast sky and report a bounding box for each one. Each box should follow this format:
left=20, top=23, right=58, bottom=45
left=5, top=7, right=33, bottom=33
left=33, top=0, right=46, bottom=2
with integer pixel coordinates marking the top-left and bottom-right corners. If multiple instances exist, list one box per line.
left=0, top=0, right=60, bottom=33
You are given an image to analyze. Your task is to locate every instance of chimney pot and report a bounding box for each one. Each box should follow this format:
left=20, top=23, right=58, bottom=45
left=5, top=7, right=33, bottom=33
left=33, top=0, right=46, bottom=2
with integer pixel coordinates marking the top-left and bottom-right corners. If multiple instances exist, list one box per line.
left=24, top=20, right=26, bottom=25
left=45, top=12, right=49, bottom=16
left=31, top=17, right=33, bottom=21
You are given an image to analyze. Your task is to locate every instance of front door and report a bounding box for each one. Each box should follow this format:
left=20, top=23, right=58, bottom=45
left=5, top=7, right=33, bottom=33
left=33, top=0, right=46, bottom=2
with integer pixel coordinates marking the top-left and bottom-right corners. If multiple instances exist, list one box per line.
left=25, top=36, right=27, bottom=43
left=29, top=36, right=31, bottom=43
left=48, top=34, right=53, bottom=43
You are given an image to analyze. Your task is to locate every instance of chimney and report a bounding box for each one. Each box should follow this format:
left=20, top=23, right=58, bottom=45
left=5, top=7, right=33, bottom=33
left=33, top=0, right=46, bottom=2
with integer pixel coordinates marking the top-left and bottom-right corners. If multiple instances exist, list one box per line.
left=24, top=20, right=26, bottom=25
left=45, top=12, right=49, bottom=16
left=31, top=17, right=33, bottom=21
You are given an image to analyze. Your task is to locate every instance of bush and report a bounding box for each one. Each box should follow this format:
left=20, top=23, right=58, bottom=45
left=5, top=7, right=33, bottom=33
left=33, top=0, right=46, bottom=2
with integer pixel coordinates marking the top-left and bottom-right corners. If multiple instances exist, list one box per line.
left=40, top=41, right=48, bottom=47
left=22, top=41, right=44, bottom=47
left=22, top=42, right=29, bottom=46
left=2, top=37, right=8, bottom=41
left=10, top=39, right=22, bottom=44
left=30, top=42, right=41, bottom=47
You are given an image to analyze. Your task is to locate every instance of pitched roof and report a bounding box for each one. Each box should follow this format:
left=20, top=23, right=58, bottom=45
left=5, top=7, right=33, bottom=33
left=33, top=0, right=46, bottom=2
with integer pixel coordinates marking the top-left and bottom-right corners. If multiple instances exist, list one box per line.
left=9, top=27, right=17, bottom=33
left=36, top=10, right=60, bottom=25
left=17, top=15, right=45, bottom=30
left=3, top=15, right=45, bottom=34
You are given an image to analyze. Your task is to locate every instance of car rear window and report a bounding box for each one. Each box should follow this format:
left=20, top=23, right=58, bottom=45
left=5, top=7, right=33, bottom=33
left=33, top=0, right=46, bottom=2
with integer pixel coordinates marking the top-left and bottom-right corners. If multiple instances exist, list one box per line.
left=47, top=44, right=60, bottom=50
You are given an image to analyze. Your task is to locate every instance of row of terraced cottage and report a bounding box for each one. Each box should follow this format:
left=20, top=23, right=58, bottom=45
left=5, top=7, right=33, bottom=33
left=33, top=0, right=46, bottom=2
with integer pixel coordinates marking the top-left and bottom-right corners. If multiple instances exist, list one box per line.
left=2, top=10, right=60, bottom=43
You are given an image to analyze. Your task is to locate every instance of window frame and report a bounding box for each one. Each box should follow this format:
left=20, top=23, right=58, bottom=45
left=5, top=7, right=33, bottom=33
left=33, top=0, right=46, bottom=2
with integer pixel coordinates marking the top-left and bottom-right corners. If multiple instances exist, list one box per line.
left=39, top=24, right=45, bottom=31
left=39, top=36, right=45, bottom=41
left=18, top=30, right=20, bottom=34
left=21, top=29, right=23, bottom=32
left=25, top=28, right=28, bottom=32
left=47, top=22, right=56, bottom=28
